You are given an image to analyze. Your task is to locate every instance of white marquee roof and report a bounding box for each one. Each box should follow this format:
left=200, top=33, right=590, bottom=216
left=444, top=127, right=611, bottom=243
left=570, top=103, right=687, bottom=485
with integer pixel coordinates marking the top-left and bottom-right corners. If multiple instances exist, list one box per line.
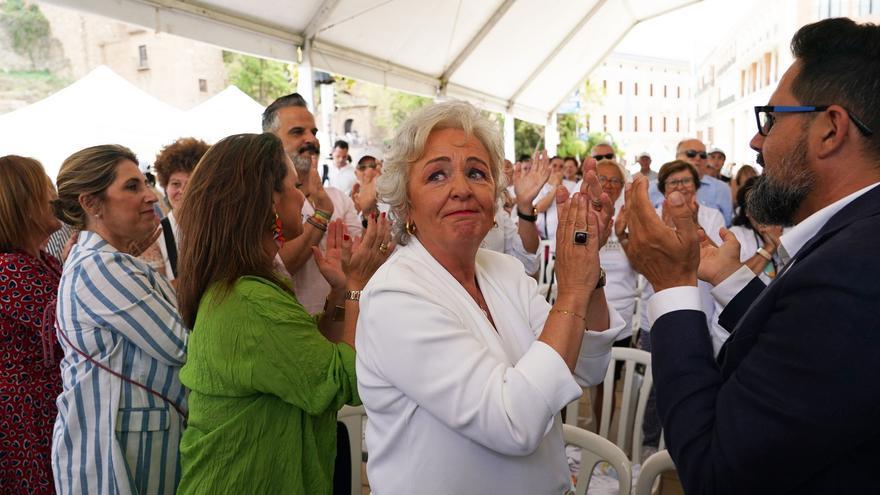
left=43, top=0, right=699, bottom=124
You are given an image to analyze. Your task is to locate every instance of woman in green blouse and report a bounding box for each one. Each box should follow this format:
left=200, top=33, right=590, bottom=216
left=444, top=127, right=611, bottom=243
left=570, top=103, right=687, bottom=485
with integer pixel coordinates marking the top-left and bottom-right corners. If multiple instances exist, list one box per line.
left=174, top=133, right=392, bottom=494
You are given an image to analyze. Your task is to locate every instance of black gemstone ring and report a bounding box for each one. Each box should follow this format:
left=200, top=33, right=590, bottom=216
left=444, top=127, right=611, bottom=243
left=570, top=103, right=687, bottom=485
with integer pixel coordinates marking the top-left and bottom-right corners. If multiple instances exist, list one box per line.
left=573, top=230, right=589, bottom=245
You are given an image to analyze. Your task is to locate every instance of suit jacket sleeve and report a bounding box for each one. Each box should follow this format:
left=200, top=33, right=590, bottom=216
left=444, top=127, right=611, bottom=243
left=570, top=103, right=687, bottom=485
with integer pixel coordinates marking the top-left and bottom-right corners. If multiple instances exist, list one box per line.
left=652, top=254, right=880, bottom=494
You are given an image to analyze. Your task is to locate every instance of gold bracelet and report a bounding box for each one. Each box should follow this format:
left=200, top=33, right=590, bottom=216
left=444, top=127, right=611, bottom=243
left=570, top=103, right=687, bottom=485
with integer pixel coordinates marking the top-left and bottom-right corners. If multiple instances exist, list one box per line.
left=550, top=308, right=587, bottom=324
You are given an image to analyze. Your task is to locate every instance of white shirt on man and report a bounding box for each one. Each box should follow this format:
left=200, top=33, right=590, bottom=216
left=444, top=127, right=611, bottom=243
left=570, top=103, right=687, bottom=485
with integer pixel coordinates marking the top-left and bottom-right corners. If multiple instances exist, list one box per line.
left=328, top=163, right=358, bottom=196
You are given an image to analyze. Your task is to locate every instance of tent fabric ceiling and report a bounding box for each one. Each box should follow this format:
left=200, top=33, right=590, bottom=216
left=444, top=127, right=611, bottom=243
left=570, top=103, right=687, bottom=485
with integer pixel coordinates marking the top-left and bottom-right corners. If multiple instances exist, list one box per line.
left=43, top=0, right=699, bottom=124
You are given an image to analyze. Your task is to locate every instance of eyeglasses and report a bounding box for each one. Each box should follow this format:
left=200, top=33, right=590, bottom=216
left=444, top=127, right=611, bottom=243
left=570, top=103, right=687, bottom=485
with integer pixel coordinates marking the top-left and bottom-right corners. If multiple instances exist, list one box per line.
left=357, top=162, right=378, bottom=171
left=754, top=105, right=874, bottom=137
left=680, top=150, right=707, bottom=160
left=592, top=153, right=615, bottom=160
left=598, top=175, right=623, bottom=187
left=665, top=177, right=694, bottom=188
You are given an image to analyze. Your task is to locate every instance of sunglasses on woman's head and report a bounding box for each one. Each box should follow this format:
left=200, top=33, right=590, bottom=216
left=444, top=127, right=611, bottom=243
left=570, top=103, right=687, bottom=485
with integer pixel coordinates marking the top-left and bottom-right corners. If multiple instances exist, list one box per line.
left=357, top=162, right=378, bottom=171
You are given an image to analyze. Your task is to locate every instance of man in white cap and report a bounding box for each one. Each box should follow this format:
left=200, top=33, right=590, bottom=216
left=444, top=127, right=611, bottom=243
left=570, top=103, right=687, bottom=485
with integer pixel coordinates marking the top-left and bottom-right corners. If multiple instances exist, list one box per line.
left=706, top=147, right=728, bottom=182
left=634, top=151, right=656, bottom=181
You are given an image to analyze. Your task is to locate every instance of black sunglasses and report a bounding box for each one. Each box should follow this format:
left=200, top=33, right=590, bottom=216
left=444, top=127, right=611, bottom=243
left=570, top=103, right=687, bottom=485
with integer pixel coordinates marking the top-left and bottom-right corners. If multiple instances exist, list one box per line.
left=357, top=162, right=378, bottom=170
left=754, top=105, right=874, bottom=137
left=592, top=153, right=615, bottom=160
left=681, top=149, right=708, bottom=159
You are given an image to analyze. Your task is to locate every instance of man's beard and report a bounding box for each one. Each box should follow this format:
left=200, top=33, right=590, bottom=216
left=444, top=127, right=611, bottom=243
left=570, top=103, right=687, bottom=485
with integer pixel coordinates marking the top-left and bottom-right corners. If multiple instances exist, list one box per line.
left=747, top=137, right=814, bottom=226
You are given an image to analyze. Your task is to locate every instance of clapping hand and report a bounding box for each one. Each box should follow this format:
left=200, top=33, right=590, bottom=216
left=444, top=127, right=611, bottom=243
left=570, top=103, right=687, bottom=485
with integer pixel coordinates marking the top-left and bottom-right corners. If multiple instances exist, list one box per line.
left=314, top=214, right=394, bottom=291
left=579, top=158, right=615, bottom=248
left=513, top=150, right=551, bottom=212
left=619, top=176, right=699, bottom=292
left=697, top=227, right=744, bottom=286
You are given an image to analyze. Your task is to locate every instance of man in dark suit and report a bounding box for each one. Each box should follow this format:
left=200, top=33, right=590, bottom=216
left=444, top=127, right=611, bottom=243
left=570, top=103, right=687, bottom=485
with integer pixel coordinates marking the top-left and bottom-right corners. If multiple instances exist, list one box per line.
left=619, top=18, right=880, bottom=494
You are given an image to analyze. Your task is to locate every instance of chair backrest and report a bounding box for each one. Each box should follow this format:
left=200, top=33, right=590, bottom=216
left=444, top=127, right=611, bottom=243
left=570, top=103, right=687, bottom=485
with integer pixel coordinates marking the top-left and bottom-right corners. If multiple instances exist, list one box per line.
left=634, top=450, right=675, bottom=495
left=566, top=347, right=655, bottom=463
left=337, top=405, right=366, bottom=495
left=563, top=424, right=632, bottom=495
left=536, top=240, right=555, bottom=284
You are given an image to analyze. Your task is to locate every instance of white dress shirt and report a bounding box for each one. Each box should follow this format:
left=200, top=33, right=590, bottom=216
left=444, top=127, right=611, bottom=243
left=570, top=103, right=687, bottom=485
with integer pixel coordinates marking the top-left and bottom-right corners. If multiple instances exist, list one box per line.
left=649, top=182, right=880, bottom=328
left=357, top=238, right=624, bottom=495
left=481, top=202, right=540, bottom=274
left=328, top=163, right=358, bottom=196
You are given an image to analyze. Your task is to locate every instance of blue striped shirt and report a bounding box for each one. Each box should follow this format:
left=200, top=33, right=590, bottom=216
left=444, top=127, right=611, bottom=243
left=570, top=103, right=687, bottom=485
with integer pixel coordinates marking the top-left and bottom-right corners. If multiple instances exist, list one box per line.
left=52, top=231, right=188, bottom=495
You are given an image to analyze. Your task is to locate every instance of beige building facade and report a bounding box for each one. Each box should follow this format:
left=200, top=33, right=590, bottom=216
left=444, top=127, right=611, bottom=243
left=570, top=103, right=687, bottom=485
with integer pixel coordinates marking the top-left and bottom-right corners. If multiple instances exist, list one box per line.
left=38, top=2, right=227, bottom=109
left=693, top=0, right=880, bottom=172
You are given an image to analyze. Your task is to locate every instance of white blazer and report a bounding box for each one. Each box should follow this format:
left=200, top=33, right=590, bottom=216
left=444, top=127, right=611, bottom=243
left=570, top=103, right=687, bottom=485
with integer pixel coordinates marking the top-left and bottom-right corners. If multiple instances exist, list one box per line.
left=356, top=238, right=624, bottom=494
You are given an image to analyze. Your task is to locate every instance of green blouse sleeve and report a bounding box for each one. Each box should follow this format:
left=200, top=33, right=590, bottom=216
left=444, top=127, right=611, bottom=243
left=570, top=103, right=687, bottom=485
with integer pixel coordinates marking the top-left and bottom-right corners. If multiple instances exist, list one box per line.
left=237, top=277, right=360, bottom=414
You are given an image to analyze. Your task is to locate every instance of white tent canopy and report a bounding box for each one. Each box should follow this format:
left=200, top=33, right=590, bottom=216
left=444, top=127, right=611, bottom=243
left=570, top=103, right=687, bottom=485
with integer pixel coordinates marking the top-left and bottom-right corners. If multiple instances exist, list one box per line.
left=0, top=65, right=183, bottom=179
left=43, top=0, right=699, bottom=125
left=185, top=85, right=264, bottom=143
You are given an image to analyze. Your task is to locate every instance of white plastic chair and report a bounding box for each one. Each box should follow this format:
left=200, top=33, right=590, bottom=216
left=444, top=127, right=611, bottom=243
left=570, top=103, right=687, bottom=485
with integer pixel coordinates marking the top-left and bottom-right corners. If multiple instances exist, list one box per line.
left=563, top=424, right=632, bottom=495
left=337, top=405, right=366, bottom=495
left=634, top=450, right=675, bottom=495
left=566, top=347, right=656, bottom=464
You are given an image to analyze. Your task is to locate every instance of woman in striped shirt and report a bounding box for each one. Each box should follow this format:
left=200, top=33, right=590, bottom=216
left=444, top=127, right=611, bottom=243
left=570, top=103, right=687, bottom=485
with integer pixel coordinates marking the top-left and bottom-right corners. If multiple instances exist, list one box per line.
left=52, top=145, right=188, bottom=495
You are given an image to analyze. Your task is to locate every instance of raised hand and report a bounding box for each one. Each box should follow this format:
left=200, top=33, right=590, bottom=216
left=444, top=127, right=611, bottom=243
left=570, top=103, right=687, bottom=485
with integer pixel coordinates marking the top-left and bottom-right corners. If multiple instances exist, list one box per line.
left=554, top=193, right=602, bottom=301
left=579, top=165, right=614, bottom=248
left=309, top=157, right=335, bottom=216
left=513, top=149, right=551, bottom=211
left=697, top=227, right=744, bottom=286
left=313, top=219, right=349, bottom=290
left=619, top=176, right=699, bottom=292
left=342, top=213, right=394, bottom=290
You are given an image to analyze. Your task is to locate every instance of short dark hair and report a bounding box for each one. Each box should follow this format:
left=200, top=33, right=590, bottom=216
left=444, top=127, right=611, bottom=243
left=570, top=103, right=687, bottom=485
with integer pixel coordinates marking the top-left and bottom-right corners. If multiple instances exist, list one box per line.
left=790, top=18, right=880, bottom=157
left=517, top=154, right=531, bottom=163
left=563, top=156, right=578, bottom=165
left=550, top=155, right=562, bottom=162
left=333, top=140, right=349, bottom=150
left=261, top=93, right=308, bottom=132
left=657, top=160, right=701, bottom=195
left=732, top=176, right=758, bottom=229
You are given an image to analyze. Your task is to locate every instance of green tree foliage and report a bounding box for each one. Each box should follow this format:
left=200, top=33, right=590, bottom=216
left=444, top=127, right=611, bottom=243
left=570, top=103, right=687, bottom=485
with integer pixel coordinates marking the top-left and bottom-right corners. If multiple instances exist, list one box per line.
left=223, top=51, right=296, bottom=105
left=0, top=0, right=50, bottom=69
left=514, top=118, right=542, bottom=159
left=556, top=79, right=622, bottom=159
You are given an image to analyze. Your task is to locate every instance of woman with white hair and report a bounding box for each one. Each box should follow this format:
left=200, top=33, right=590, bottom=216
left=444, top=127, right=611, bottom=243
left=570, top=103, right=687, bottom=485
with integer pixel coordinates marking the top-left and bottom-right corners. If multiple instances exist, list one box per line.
left=356, top=101, right=625, bottom=494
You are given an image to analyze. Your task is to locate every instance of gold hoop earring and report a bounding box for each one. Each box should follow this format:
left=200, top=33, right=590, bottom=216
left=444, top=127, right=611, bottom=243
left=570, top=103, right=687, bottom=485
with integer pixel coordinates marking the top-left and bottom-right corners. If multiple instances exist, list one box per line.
left=405, top=220, right=417, bottom=236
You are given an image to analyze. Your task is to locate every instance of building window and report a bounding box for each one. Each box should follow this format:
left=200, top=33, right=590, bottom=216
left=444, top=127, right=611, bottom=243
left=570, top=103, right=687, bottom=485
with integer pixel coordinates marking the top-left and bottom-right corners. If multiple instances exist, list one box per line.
left=663, top=85, right=668, bottom=98
left=198, top=79, right=207, bottom=92
left=634, top=82, right=639, bottom=96
left=817, top=0, right=842, bottom=18
left=633, top=116, right=638, bottom=132
left=649, top=83, right=654, bottom=97
left=619, top=81, right=623, bottom=95
left=860, top=0, right=880, bottom=14
left=618, top=115, right=623, bottom=132
left=649, top=116, right=654, bottom=132
left=677, top=86, right=681, bottom=99
left=603, top=79, right=607, bottom=91
left=603, top=115, right=608, bottom=132
left=676, top=117, right=681, bottom=133
left=344, top=118, right=354, bottom=134
left=138, top=45, right=149, bottom=69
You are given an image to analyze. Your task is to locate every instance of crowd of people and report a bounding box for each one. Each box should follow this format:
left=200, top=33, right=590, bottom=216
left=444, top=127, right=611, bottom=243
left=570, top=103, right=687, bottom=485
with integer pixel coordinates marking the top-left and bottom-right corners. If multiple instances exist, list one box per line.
left=1, top=16, right=879, bottom=495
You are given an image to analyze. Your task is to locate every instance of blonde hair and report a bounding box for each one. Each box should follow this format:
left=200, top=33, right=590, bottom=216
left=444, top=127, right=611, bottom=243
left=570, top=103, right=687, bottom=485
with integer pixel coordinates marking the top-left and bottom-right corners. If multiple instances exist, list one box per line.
left=54, top=145, right=138, bottom=229
left=0, top=155, right=54, bottom=252
left=596, top=158, right=629, bottom=183
left=377, top=100, right=505, bottom=244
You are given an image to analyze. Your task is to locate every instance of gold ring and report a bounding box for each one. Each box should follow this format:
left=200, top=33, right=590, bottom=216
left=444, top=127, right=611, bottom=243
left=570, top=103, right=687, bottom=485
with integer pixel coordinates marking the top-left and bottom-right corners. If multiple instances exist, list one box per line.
left=591, top=199, right=603, bottom=210
left=379, top=243, right=389, bottom=254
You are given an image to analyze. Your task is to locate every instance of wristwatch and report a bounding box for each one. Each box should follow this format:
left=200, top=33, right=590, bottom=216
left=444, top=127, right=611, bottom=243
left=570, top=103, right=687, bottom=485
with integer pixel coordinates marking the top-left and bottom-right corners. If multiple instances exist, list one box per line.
left=595, top=268, right=606, bottom=290
left=345, top=290, right=361, bottom=302
left=517, top=207, right=538, bottom=223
